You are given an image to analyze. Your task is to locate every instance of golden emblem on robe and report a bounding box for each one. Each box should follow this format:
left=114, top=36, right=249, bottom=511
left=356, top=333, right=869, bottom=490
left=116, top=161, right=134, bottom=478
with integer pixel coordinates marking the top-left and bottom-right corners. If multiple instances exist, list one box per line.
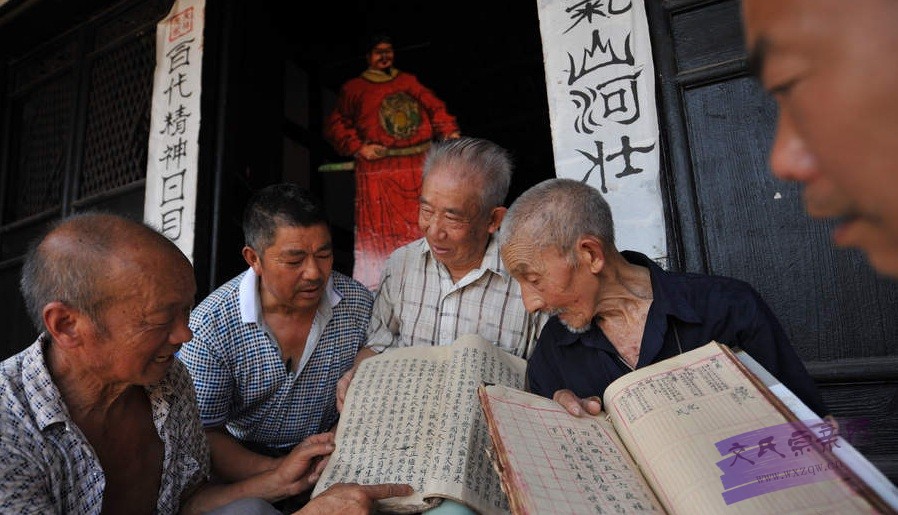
left=379, top=92, right=422, bottom=140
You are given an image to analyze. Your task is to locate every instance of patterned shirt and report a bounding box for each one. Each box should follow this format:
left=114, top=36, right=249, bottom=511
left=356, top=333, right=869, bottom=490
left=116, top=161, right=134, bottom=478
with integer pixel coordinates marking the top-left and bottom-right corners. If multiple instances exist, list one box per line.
left=0, top=335, right=209, bottom=514
left=179, top=269, right=373, bottom=449
left=367, top=236, right=546, bottom=358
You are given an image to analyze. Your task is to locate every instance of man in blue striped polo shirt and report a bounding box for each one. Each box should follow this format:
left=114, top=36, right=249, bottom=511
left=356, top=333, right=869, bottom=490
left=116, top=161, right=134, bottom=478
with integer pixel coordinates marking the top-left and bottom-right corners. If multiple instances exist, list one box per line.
left=179, top=184, right=374, bottom=507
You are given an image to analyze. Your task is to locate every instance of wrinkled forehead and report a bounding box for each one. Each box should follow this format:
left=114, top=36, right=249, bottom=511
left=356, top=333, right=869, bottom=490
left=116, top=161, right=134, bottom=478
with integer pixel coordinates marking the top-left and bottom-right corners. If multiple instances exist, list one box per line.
left=421, top=169, right=485, bottom=212
left=500, top=237, right=549, bottom=275
left=131, top=241, right=195, bottom=282
left=100, top=248, right=195, bottom=307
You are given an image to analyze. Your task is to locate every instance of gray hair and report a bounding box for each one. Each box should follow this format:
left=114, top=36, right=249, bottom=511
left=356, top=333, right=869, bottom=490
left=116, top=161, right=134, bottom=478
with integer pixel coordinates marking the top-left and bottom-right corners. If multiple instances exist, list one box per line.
left=422, top=137, right=513, bottom=213
left=243, top=183, right=330, bottom=253
left=498, top=178, right=616, bottom=264
left=19, top=212, right=184, bottom=332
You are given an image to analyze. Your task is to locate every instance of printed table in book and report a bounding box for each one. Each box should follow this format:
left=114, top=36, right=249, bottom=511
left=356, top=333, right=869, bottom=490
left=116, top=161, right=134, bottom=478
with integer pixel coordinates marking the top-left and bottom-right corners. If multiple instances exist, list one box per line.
left=478, top=342, right=898, bottom=514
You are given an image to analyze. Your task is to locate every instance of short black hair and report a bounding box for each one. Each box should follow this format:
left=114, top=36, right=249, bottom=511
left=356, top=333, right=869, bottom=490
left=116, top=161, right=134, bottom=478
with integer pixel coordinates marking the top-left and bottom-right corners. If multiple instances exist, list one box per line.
left=242, top=183, right=330, bottom=252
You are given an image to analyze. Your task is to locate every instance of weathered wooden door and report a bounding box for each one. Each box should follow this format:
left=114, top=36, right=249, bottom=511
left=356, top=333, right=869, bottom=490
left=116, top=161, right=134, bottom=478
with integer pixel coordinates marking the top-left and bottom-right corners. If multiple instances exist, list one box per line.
left=647, top=0, right=898, bottom=481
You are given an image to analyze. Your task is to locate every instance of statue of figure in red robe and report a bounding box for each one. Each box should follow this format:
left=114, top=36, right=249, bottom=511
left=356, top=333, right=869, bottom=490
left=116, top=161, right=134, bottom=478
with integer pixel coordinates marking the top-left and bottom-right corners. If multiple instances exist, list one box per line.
left=324, top=33, right=460, bottom=290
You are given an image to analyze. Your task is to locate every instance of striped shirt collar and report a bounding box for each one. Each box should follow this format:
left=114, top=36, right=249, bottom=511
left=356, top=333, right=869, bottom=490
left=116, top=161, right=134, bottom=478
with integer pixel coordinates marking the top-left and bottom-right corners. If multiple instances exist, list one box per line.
left=418, top=235, right=509, bottom=284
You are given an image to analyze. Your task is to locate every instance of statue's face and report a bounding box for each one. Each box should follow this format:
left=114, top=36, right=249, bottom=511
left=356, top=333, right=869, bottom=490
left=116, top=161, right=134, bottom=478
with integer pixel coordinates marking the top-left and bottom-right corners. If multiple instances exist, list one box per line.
left=367, top=42, right=394, bottom=72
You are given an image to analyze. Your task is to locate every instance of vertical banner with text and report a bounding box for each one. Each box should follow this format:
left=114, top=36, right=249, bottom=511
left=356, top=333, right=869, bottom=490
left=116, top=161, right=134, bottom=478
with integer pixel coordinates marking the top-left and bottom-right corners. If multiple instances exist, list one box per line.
left=537, top=0, right=666, bottom=266
left=144, top=0, right=205, bottom=263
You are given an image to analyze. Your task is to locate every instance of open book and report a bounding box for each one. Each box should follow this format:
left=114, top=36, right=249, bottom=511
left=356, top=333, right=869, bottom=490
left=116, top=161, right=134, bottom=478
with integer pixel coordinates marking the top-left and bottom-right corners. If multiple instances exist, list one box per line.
left=478, top=341, right=898, bottom=514
left=311, top=334, right=525, bottom=515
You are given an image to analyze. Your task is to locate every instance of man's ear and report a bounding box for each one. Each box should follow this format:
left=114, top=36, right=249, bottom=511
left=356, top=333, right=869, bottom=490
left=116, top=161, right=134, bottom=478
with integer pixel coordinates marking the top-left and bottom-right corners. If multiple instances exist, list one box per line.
left=242, top=246, right=261, bottom=272
left=43, top=301, right=83, bottom=348
left=578, top=236, right=606, bottom=274
left=487, top=207, right=507, bottom=234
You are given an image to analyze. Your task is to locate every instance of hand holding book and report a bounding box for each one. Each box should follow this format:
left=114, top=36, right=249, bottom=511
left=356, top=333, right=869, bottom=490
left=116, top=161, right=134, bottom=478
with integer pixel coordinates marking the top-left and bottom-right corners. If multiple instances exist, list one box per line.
left=479, top=342, right=898, bottom=514
left=551, top=389, right=603, bottom=417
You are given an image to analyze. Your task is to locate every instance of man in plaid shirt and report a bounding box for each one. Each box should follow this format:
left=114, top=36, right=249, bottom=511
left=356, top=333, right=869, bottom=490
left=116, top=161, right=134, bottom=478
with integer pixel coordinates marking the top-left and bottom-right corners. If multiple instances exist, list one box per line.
left=179, top=184, right=374, bottom=508
left=336, top=137, right=547, bottom=411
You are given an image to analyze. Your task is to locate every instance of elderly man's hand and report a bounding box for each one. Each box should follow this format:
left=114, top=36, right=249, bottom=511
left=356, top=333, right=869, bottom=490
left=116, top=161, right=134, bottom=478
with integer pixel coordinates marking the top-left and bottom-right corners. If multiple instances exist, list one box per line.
left=553, top=389, right=602, bottom=417
left=337, top=348, right=377, bottom=412
left=336, top=366, right=357, bottom=413
left=293, top=483, right=414, bottom=515
left=269, top=432, right=335, bottom=499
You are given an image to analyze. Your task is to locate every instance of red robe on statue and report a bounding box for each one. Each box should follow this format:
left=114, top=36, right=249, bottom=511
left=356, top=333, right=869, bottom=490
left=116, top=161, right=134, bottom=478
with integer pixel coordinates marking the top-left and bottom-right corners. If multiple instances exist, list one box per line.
left=325, top=68, right=459, bottom=290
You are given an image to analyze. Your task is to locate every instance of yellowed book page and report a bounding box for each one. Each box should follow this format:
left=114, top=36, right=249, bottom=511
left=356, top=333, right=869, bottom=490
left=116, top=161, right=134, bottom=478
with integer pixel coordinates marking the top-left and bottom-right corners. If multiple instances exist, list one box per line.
left=312, top=334, right=525, bottom=515
left=479, top=384, right=666, bottom=514
left=603, top=342, right=876, bottom=514
left=426, top=335, right=526, bottom=514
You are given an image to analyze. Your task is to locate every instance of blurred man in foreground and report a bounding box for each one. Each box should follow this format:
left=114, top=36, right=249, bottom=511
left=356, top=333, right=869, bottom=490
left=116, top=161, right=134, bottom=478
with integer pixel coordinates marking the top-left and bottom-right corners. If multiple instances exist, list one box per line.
left=742, top=0, right=898, bottom=277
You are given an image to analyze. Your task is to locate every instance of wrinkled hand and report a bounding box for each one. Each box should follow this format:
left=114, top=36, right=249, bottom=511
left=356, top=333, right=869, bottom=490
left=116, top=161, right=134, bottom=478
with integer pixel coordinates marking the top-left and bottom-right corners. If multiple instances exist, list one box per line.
left=270, top=432, right=335, bottom=498
left=553, top=389, right=602, bottom=417
left=357, top=144, right=387, bottom=160
left=294, top=483, right=414, bottom=515
left=336, top=366, right=358, bottom=413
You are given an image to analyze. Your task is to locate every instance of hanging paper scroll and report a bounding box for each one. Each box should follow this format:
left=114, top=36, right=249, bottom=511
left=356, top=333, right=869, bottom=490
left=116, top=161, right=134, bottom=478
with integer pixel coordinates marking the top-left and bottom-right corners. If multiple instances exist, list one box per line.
left=144, top=0, right=204, bottom=262
left=537, top=0, right=667, bottom=266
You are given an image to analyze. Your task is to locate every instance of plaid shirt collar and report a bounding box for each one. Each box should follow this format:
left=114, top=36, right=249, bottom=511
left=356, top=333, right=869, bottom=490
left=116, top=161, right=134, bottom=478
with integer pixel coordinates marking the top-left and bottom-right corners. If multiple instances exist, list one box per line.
left=238, top=267, right=341, bottom=325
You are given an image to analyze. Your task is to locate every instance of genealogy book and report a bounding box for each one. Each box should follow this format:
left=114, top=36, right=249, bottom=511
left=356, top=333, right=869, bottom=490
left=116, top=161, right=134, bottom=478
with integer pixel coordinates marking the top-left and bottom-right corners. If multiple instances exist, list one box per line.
left=310, top=334, right=526, bottom=515
left=478, top=341, right=898, bottom=514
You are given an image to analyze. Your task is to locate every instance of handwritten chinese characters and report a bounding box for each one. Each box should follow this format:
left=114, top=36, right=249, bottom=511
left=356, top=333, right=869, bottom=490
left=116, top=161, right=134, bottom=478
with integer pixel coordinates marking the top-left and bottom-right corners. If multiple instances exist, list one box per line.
left=311, top=335, right=526, bottom=515
left=538, top=0, right=667, bottom=262
left=612, top=355, right=735, bottom=425
left=481, top=384, right=664, bottom=514
left=557, top=0, right=655, bottom=193
left=144, top=0, right=204, bottom=261
left=155, top=36, right=194, bottom=241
